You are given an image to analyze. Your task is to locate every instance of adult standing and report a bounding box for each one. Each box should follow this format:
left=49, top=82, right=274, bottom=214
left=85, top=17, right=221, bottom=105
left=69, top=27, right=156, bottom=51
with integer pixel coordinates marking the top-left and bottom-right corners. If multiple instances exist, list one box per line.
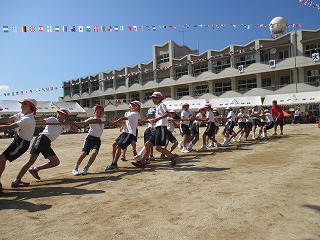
left=293, top=107, right=301, bottom=124
left=271, top=100, right=284, bottom=135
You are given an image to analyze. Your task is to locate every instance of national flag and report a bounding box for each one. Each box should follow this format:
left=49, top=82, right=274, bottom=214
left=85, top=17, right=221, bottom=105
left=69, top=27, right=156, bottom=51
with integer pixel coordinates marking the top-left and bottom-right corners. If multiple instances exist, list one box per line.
left=94, top=26, right=98, bottom=32
left=78, top=26, right=83, bottom=32
left=20, top=91, right=23, bottom=95
left=38, top=26, right=44, bottom=32
left=152, top=26, right=156, bottom=31
left=12, top=26, right=17, bottom=32
left=63, top=26, right=68, bottom=32
left=120, top=26, right=124, bottom=31
left=21, top=26, right=27, bottom=32
left=55, top=26, right=60, bottom=32
left=86, top=26, right=91, bottom=32
left=139, top=26, right=143, bottom=31
left=101, top=26, right=106, bottom=32
left=3, top=26, right=9, bottom=32
left=114, top=26, right=119, bottom=32
left=108, top=26, right=112, bottom=32
left=133, top=26, right=137, bottom=31
left=128, top=26, right=132, bottom=31
left=47, top=26, right=52, bottom=32
left=71, top=26, right=76, bottom=32
left=30, top=26, right=35, bottom=32
left=16, top=92, right=19, bottom=95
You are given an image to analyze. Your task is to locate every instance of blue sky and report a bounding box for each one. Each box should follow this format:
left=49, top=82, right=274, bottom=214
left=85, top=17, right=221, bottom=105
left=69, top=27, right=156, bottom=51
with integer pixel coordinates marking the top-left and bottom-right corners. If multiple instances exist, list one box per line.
left=0, top=0, right=319, bottom=101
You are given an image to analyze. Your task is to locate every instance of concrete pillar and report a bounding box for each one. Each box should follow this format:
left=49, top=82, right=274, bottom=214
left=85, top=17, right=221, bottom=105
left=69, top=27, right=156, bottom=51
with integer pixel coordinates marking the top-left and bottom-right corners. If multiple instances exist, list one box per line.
left=170, top=86, right=175, bottom=99
left=256, top=73, right=262, bottom=88
left=230, top=77, right=237, bottom=91
left=188, top=84, right=193, bottom=96
left=292, top=68, right=298, bottom=84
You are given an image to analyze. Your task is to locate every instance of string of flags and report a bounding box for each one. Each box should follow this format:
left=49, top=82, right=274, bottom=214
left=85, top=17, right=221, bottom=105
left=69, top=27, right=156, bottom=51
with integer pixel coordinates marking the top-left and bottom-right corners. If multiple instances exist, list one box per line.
left=0, top=86, right=63, bottom=97
left=299, top=0, right=320, bottom=10
left=2, top=23, right=302, bottom=33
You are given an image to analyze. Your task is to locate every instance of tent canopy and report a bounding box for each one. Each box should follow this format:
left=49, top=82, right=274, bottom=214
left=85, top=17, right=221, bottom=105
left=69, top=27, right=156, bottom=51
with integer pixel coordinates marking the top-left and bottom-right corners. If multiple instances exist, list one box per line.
left=209, top=96, right=262, bottom=109
left=263, top=91, right=320, bottom=106
left=163, top=99, right=206, bottom=111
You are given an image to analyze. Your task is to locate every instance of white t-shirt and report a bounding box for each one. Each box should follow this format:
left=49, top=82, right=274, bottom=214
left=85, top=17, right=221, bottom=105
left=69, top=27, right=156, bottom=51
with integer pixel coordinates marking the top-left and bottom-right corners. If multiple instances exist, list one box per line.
left=246, top=113, right=254, bottom=123
left=206, top=110, right=215, bottom=123
left=87, top=116, right=106, bottom=138
left=237, top=112, right=247, bottom=123
left=167, top=117, right=176, bottom=132
left=40, top=117, right=71, bottom=141
left=227, top=111, right=236, bottom=122
left=14, top=112, right=36, bottom=141
left=294, top=109, right=300, bottom=117
left=155, top=102, right=168, bottom=127
left=265, top=112, right=274, bottom=123
left=123, top=111, right=141, bottom=136
left=181, top=110, right=192, bottom=126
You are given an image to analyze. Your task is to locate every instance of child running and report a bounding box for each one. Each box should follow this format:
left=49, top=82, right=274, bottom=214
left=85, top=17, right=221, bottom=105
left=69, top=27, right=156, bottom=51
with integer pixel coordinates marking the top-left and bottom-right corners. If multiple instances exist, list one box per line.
left=132, top=92, right=179, bottom=169
left=105, top=101, right=141, bottom=170
left=187, top=107, right=205, bottom=152
left=163, top=109, right=179, bottom=156
left=221, top=106, right=236, bottom=146
left=180, top=103, right=193, bottom=153
left=72, top=105, right=106, bottom=176
left=0, top=98, right=37, bottom=191
left=12, top=108, right=77, bottom=186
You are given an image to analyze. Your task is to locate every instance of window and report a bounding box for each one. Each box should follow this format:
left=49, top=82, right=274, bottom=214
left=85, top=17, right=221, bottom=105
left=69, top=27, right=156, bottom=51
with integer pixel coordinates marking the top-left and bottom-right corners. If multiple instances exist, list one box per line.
left=130, top=93, right=140, bottom=101
left=212, top=59, right=230, bottom=74
left=260, top=53, right=270, bottom=63
left=235, top=54, right=256, bottom=67
left=82, top=82, right=89, bottom=93
left=64, top=86, right=70, bottom=96
left=91, top=81, right=100, bottom=91
left=115, top=78, right=126, bottom=88
left=104, top=80, right=113, bottom=90
left=128, top=75, right=140, bottom=86
left=279, top=75, right=291, bottom=86
left=72, top=85, right=80, bottom=95
left=215, top=82, right=231, bottom=95
left=237, top=78, right=257, bottom=92
left=305, top=42, right=320, bottom=57
left=175, top=67, right=188, bottom=79
left=157, top=53, right=170, bottom=64
left=82, top=99, right=90, bottom=108
left=262, top=77, right=272, bottom=88
left=177, top=87, right=189, bottom=97
left=144, top=92, right=153, bottom=100
left=279, top=49, right=289, bottom=59
left=194, top=84, right=209, bottom=96
left=192, top=63, right=208, bottom=76
left=92, top=98, right=100, bottom=105
left=306, top=69, right=320, bottom=86
left=142, top=73, right=154, bottom=84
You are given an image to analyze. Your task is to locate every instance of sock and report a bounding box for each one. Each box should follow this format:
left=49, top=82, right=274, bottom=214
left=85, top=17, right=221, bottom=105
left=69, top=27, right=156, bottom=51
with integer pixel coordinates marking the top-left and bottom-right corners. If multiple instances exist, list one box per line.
left=138, top=147, right=145, bottom=156
left=74, top=164, right=79, bottom=170
left=188, top=143, right=194, bottom=149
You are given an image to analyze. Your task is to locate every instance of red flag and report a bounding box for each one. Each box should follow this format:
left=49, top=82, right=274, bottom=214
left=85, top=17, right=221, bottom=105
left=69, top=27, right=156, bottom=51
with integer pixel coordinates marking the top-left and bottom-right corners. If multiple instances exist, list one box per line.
left=94, top=26, right=98, bottom=32
left=128, top=26, right=132, bottom=31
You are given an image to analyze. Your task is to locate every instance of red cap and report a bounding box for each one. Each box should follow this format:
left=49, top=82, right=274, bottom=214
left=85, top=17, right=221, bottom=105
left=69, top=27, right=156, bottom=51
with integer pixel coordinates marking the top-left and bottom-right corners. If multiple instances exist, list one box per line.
left=57, top=108, right=70, bottom=120
left=94, top=105, right=104, bottom=112
left=19, top=98, right=37, bottom=115
left=150, top=92, right=164, bottom=99
left=130, top=100, right=142, bottom=110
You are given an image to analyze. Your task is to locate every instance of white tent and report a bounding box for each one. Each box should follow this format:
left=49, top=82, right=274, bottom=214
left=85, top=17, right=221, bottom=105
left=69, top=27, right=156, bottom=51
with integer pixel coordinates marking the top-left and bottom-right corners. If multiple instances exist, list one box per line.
left=52, top=102, right=86, bottom=114
left=209, top=96, right=262, bottom=109
left=163, top=99, right=206, bottom=111
left=263, top=91, right=320, bottom=106
left=0, top=100, right=21, bottom=115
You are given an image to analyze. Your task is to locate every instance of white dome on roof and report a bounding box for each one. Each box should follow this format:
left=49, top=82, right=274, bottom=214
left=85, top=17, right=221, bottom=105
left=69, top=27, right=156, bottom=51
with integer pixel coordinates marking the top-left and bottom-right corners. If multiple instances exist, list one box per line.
left=269, top=16, right=288, bottom=34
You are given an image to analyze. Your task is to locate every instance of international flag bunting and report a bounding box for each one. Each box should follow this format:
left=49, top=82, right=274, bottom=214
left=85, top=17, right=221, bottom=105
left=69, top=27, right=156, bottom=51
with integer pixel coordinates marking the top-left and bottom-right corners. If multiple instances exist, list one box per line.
left=38, top=26, right=44, bottom=32
left=108, top=26, right=112, bottom=32
left=114, top=26, right=119, bottom=32
left=21, top=26, right=27, bottom=32
left=3, top=26, right=9, bottom=32
left=63, top=26, right=68, bottom=32
left=12, top=26, right=17, bottom=33
left=71, top=26, right=76, bottom=32
left=101, top=26, right=106, bottom=32
left=94, top=26, right=98, bottom=32
left=55, top=26, right=60, bottom=32
left=30, top=26, right=35, bottom=32
left=78, top=26, right=83, bottom=32
left=86, top=26, right=91, bottom=32
left=47, top=26, right=52, bottom=32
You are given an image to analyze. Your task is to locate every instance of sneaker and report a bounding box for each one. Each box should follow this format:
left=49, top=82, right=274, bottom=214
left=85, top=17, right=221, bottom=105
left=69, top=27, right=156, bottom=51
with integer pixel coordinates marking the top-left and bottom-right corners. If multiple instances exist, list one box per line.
left=178, top=141, right=182, bottom=150
left=187, top=147, right=193, bottom=152
left=207, top=142, right=215, bottom=148
left=72, top=169, right=80, bottom=176
left=280, top=132, right=283, bottom=135
left=198, top=146, right=207, bottom=152
left=121, top=157, right=127, bottom=162
left=81, top=167, right=89, bottom=175
left=181, top=149, right=190, bottom=153
left=148, top=156, right=155, bottom=161
left=105, top=163, right=118, bottom=170
left=29, top=168, right=41, bottom=180
left=222, top=141, right=230, bottom=147
left=134, top=155, right=142, bottom=161
left=132, top=161, right=146, bottom=169
left=11, top=179, right=30, bottom=188
left=160, top=153, right=166, bottom=159
left=170, top=155, right=179, bottom=167
left=272, top=132, right=277, bottom=136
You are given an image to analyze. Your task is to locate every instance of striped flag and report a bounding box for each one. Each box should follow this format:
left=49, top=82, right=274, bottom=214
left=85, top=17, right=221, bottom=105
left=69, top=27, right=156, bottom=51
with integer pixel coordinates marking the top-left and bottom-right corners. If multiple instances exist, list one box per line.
left=3, top=26, right=9, bottom=32
left=55, top=26, right=60, bottom=32
left=21, top=26, right=27, bottom=32
left=78, top=26, right=83, bottom=32
left=63, top=26, right=68, bottom=32
left=86, top=26, right=91, bottom=32
left=101, top=26, right=106, bottom=32
left=114, top=26, right=119, bottom=32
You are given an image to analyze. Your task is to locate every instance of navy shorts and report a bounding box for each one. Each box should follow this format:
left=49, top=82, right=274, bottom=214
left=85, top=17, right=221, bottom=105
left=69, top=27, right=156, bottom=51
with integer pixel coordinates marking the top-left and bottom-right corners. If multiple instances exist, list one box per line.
left=246, top=122, right=253, bottom=131
left=115, top=132, right=135, bottom=150
left=238, top=122, right=247, bottom=129
left=30, top=134, right=55, bottom=159
left=82, top=135, right=102, bottom=155
left=190, top=122, right=200, bottom=135
left=180, top=124, right=191, bottom=136
left=275, top=118, right=284, bottom=126
left=2, top=135, right=31, bottom=162
left=144, top=128, right=154, bottom=143
left=166, top=131, right=177, bottom=143
left=253, top=118, right=262, bottom=127
left=149, top=126, right=167, bottom=146
left=204, top=122, right=216, bottom=137
left=265, top=122, right=275, bottom=130
left=224, top=121, right=235, bottom=133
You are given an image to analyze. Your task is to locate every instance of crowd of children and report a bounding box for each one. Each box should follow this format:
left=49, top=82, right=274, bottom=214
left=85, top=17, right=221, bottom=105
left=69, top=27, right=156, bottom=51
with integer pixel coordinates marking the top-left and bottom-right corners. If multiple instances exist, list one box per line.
left=0, top=94, right=286, bottom=192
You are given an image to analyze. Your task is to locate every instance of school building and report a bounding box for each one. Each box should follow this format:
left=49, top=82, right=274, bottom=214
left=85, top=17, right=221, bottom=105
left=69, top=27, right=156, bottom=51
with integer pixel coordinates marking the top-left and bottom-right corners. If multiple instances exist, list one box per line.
left=60, top=28, right=320, bottom=120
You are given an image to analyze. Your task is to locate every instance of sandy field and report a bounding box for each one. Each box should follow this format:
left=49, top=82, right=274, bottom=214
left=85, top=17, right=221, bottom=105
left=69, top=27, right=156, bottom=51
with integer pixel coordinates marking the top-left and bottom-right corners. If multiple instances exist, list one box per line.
left=0, top=123, right=319, bottom=240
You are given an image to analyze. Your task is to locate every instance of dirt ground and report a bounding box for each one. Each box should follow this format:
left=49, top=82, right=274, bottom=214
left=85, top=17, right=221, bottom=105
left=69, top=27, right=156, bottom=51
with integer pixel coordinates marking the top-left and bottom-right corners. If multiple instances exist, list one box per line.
left=0, top=123, right=319, bottom=240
